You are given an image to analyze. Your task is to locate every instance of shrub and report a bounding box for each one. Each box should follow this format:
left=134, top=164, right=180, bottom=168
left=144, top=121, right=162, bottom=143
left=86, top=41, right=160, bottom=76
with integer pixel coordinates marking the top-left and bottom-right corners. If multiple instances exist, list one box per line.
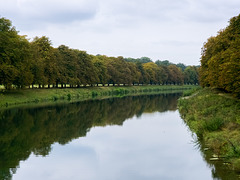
left=91, top=91, right=98, bottom=97
left=204, top=117, right=224, bottom=132
left=67, top=94, right=71, bottom=100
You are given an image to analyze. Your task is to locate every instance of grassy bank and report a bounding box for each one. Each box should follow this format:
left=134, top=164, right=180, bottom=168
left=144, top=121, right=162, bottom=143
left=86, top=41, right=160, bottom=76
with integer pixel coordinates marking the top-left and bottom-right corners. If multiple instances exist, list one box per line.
left=0, top=85, right=196, bottom=108
left=178, top=88, right=240, bottom=171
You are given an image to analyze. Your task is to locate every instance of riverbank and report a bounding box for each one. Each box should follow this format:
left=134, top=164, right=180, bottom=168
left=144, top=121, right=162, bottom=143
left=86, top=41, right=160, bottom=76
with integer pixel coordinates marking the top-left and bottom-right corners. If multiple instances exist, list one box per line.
left=0, top=85, right=196, bottom=108
left=178, top=88, right=240, bottom=172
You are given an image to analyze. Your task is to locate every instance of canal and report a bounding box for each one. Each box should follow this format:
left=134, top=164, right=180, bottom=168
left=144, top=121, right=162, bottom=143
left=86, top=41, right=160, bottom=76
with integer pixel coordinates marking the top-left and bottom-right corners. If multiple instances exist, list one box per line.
left=0, top=93, right=238, bottom=179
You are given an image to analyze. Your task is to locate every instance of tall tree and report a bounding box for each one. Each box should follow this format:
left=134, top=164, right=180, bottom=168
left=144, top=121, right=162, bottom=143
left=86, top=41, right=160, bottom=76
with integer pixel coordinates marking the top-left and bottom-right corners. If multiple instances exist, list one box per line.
left=127, top=62, right=141, bottom=85
left=155, top=60, right=172, bottom=66
left=93, top=55, right=109, bottom=86
left=183, top=66, right=199, bottom=84
left=136, top=62, right=149, bottom=84
left=167, top=65, right=184, bottom=85
left=57, top=45, right=79, bottom=87
left=200, top=14, right=240, bottom=97
left=143, top=62, right=158, bottom=84
left=76, top=50, right=99, bottom=86
left=0, top=17, right=33, bottom=89
left=31, top=36, right=58, bottom=88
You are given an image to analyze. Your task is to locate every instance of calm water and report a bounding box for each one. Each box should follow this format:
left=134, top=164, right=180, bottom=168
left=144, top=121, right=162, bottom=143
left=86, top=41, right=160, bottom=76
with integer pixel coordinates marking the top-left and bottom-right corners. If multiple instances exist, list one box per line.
left=0, top=93, right=239, bottom=180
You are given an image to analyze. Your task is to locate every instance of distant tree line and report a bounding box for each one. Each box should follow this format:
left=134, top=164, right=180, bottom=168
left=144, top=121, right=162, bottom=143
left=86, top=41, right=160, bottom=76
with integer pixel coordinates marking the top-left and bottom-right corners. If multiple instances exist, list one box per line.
left=200, top=14, right=240, bottom=97
left=0, top=17, right=199, bottom=90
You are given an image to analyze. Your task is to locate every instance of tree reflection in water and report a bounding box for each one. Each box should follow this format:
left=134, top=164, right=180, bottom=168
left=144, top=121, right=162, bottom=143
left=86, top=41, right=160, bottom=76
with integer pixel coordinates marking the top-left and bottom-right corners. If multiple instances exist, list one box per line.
left=0, top=93, right=180, bottom=179
left=1, top=93, right=239, bottom=180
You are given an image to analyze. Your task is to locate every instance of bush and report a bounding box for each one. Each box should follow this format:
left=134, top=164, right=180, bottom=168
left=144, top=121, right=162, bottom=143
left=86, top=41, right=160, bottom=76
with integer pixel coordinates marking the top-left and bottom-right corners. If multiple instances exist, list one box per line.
left=53, top=96, right=58, bottom=101
left=91, top=91, right=98, bottom=97
left=203, top=118, right=224, bottom=132
left=67, top=94, right=71, bottom=100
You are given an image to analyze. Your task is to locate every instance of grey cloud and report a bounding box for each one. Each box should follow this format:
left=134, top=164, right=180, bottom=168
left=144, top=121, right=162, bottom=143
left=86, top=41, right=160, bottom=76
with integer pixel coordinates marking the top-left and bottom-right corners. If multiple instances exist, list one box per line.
left=23, top=9, right=97, bottom=24
left=0, top=0, right=99, bottom=30
left=182, top=0, right=240, bottom=23
left=99, top=0, right=190, bottom=23
left=100, top=0, right=239, bottom=25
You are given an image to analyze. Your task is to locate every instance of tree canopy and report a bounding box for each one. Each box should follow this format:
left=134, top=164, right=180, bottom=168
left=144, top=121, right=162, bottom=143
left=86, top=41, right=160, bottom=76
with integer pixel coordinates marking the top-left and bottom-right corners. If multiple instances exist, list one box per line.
left=200, top=14, right=240, bottom=97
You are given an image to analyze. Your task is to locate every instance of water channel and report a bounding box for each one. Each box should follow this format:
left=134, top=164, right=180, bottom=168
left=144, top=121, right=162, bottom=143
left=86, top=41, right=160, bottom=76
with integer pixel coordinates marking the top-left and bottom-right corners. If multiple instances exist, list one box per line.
left=0, top=93, right=239, bottom=180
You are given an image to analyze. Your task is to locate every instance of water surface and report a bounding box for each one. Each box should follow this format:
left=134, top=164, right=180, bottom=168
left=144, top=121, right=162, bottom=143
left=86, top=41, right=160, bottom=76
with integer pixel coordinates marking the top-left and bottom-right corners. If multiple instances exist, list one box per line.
left=0, top=93, right=238, bottom=180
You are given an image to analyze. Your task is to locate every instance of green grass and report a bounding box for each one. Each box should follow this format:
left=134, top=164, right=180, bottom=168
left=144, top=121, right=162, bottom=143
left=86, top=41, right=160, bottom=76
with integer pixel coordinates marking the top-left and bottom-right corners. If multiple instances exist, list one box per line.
left=181, top=86, right=201, bottom=97
left=0, top=85, right=197, bottom=108
left=178, top=88, right=240, bottom=171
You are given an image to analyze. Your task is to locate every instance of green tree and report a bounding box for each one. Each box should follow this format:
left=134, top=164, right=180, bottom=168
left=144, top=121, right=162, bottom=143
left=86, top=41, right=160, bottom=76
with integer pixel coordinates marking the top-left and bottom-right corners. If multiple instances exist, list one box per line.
left=143, top=62, right=159, bottom=84
left=0, top=17, right=33, bottom=89
left=57, top=45, right=79, bottom=87
left=168, top=65, right=184, bottom=85
left=93, top=55, right=109, bottom=86
left=127, top=62, right=141, bottom=85
left=124, top=57, right=152, bottom=64
left=176, top=63, right=187, bottom=71
left=13, top=36, right=34, bottom=88
left=200, top=14, right=240, bottom=97
left=155, top=60, right=172, bottom=66
left=106, top=56, right=132, bottom=86
left=183, top=66, right=199, bottom=84
left=31, top=36, right=57, bottom=88
left=76, top=50, right=99, bottom=86
left=136, top=62, right=149, bottom=84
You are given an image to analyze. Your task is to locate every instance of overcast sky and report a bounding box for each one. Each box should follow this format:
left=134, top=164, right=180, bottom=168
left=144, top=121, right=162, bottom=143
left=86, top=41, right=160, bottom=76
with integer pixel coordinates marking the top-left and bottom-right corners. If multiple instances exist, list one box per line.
left=1, top=0, right=240, bottom=65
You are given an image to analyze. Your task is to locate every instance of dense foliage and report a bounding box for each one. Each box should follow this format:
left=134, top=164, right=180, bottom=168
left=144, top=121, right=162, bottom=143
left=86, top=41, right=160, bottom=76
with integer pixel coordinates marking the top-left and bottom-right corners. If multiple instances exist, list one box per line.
left=0, top=17, right=199, bottom=89
left=200, top=14, right=240, bottom=97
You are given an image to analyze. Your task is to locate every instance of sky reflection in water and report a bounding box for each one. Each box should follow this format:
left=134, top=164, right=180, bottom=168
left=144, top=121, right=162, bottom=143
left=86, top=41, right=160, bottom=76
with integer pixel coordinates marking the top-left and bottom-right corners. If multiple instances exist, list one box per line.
left=13, top=111, right=212, bottom=180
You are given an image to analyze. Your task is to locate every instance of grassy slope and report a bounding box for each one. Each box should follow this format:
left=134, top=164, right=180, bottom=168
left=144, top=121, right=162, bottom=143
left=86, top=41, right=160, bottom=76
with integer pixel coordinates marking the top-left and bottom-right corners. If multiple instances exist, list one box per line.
left=178, top=88, right=240, bottom=171
left=0, top=85, right=196, bottom=108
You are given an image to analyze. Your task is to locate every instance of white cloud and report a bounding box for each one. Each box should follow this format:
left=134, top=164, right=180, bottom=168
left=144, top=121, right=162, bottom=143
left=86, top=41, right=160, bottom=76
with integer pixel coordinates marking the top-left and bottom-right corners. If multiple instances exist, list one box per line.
left=0, top=0, right=99, bottom=29
left=1, top=0, right=240, bottom=65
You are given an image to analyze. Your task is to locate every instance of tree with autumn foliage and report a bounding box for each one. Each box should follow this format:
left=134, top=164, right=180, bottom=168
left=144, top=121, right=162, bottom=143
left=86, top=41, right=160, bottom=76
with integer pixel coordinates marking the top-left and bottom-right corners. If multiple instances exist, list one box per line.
left=167, top=65, right=184, bottom=85
left=200, top=14, right=240, bottom=97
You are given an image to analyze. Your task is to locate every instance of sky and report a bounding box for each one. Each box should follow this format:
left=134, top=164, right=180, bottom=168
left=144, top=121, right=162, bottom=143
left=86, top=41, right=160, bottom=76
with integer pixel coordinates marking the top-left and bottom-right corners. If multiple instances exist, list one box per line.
left=1, top=0, right=240, bottom=65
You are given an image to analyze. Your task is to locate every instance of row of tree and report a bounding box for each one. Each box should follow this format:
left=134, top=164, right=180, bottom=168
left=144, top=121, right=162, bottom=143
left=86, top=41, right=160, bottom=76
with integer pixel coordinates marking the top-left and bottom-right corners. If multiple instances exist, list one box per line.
left=0, top=17, right=199, bottom=90
left=200, top=14, right=240, bottom=97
